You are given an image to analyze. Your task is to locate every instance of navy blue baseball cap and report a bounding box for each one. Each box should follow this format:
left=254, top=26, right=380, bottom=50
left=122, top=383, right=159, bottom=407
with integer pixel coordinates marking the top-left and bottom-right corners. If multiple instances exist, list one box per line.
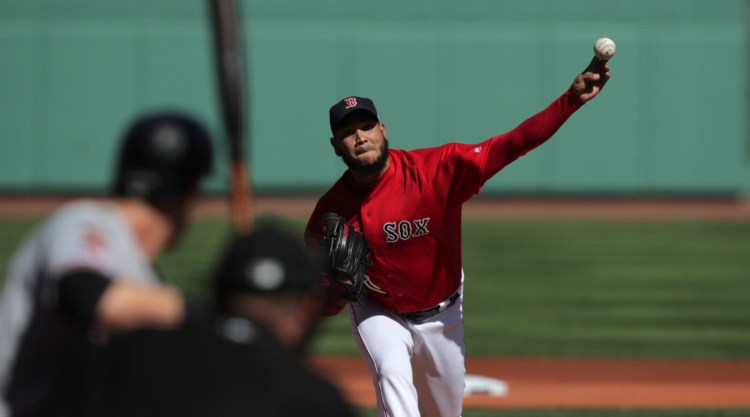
left=329, top=96, right=378, bottom=134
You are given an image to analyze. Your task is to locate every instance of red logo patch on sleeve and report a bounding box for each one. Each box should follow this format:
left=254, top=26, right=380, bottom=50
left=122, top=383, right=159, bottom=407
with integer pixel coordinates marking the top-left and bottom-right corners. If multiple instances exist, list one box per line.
left=78, top=229, right=108, bottom=264
left=84, top=231, right=106, bottom=250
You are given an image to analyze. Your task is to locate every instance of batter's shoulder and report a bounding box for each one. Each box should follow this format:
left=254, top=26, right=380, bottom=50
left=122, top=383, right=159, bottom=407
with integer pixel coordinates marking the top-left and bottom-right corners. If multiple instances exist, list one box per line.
left=48, top=200, right=120, bottom=225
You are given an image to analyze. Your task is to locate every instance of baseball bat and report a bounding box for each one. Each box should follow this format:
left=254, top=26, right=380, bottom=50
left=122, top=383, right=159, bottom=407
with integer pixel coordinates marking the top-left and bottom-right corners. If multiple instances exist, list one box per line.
left=209, top=0, right=254, bottom=234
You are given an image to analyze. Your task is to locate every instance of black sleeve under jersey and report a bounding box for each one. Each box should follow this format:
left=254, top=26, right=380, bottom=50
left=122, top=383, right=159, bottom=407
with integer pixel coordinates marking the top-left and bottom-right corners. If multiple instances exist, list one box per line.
left=57, top=270, right=112, bottom=328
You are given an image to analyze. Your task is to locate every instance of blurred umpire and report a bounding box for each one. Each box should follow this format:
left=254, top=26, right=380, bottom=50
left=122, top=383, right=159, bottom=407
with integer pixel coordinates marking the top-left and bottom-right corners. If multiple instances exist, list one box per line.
left=0, top=112, right=214, bottom=417
left=72, top=223, right=357, bottom=417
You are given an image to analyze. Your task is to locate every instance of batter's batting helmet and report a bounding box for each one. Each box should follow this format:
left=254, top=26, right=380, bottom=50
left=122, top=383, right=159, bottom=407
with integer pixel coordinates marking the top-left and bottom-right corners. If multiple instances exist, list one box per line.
left=112, top=112, right=214, bottom=210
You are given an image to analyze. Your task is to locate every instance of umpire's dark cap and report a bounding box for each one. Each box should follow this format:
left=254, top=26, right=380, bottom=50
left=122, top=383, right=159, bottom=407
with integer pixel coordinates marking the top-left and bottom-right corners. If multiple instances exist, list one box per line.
left=213, top=223, right=323, bottom=300
left=329, top=96, right=378, bottom=134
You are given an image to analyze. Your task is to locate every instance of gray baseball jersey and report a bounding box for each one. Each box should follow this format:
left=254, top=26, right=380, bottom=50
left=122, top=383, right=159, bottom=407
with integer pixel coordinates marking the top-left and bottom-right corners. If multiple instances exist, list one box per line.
left=0, top=200, right=160, bottom=417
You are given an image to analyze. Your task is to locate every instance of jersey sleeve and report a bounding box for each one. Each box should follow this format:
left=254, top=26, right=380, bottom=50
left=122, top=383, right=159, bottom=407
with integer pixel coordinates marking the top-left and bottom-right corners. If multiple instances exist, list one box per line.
left=423, top=88, right=583, bottom=203
left=480, top=88, right=583, bottom=183
left=45, top=220, right=117, bottom=282
left=57, top=270, right=112, bottom=327
left=412, top=142, right=489, bottom=205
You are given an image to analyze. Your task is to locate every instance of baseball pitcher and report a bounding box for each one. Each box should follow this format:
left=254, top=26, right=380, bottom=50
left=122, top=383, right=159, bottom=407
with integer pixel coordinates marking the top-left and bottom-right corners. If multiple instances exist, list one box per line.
left=305, top=56, right=611, bottom=417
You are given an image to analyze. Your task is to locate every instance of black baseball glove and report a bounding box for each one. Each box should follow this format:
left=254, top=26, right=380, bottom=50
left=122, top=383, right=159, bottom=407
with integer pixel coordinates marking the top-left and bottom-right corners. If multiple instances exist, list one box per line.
left=320, top=212, right=371, bottom=302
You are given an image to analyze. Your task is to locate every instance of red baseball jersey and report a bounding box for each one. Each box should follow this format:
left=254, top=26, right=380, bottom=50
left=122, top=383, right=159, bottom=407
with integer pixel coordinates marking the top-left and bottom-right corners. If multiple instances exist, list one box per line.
left=306, top=89, right=582, bottom=315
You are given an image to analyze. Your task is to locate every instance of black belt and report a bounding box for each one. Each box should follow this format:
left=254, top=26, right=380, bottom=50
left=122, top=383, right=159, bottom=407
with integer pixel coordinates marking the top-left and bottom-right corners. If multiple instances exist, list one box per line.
left=402, top=291, right=460, bottom=321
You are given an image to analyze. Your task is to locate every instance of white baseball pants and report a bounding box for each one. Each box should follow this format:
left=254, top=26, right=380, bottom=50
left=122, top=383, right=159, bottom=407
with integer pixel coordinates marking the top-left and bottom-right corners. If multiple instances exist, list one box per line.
left=348, top=288, right=465, bottom=417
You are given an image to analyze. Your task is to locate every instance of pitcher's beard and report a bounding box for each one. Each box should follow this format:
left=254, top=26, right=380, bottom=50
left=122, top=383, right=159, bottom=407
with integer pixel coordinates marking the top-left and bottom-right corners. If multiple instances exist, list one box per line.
left=342, top=138, right=389, bottom=176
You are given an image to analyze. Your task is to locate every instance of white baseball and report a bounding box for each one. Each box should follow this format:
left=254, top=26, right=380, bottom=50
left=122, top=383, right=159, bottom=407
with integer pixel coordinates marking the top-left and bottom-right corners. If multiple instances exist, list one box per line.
left=594, top=37, right=616, bottom=60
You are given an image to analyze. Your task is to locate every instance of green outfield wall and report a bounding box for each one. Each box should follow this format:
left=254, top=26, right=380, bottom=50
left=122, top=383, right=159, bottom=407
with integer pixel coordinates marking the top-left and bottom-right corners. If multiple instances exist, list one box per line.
left=0, top=0, right=747, bottom=196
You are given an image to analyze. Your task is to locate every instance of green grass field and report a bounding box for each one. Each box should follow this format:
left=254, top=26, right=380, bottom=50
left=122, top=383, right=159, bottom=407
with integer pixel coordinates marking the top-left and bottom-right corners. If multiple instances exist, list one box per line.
left=2, top=213, right=749, bottom=417
left=321, top=218, right=750, bottom=359
left=2, top=214, right=749, bottom=358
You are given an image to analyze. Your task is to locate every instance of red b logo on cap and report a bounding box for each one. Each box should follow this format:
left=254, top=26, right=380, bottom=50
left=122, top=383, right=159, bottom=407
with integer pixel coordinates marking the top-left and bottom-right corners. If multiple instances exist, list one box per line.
left=344, top=97, right=357, bottom=109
